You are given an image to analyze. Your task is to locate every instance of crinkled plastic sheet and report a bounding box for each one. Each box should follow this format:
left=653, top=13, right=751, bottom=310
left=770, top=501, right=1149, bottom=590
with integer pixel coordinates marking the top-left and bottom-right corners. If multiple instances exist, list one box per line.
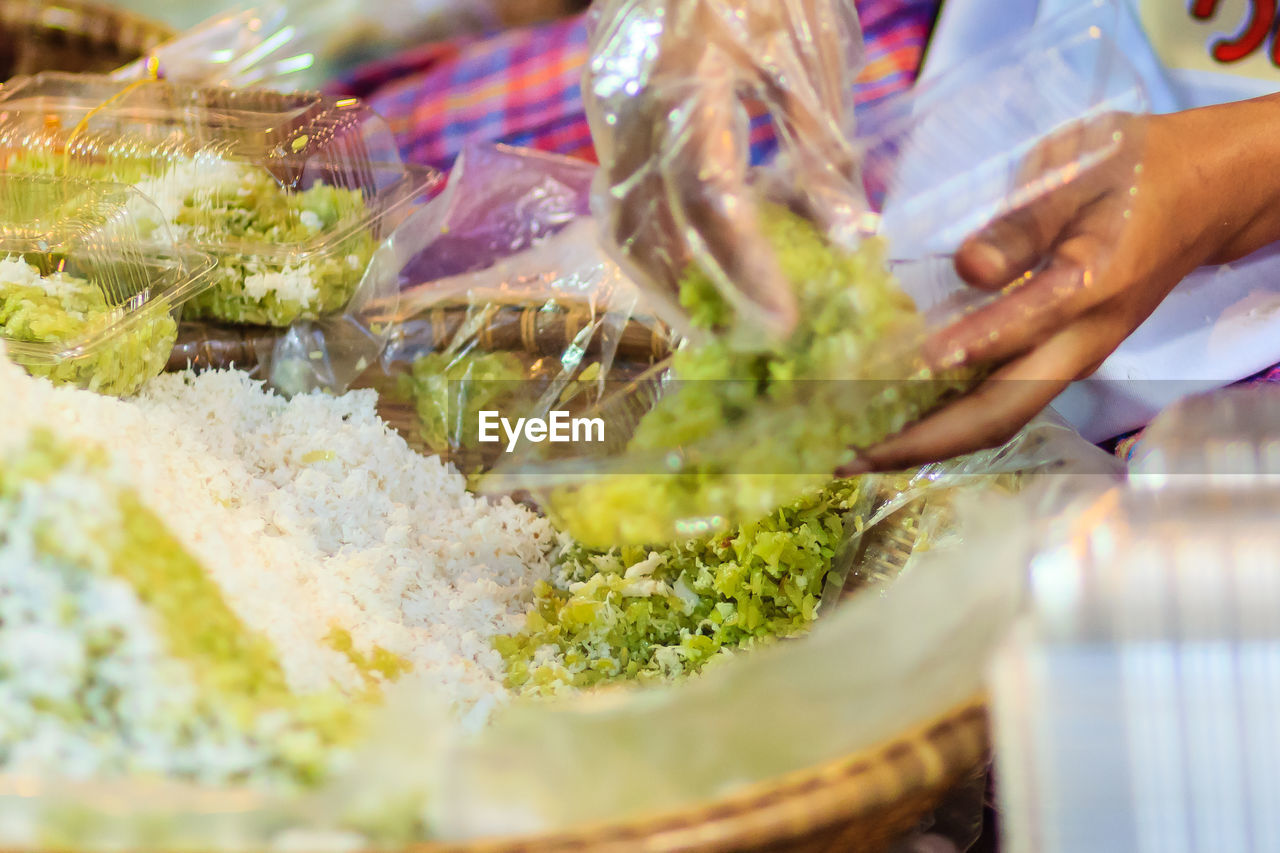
left=344, top=144, right=673, bottom=473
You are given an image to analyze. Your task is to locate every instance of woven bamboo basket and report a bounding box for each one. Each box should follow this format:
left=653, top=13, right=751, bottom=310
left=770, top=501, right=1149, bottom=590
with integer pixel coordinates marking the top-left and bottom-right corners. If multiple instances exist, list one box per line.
left=165, top=306, right=992, bottom=852
left=409, top=699, right=987, bottom=853
left=0, top=0, right=173, bottom=79
left=169, top=303, right=675, bottom=374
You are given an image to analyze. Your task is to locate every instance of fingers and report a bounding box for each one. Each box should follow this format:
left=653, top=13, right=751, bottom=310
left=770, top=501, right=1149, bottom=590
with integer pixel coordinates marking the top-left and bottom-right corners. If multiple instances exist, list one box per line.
left=927, top=247, right=1101, bottom=371
left=955, top=170, right=1112, bottom=290
left=847, top=309, right=1125, bottom=473
left=931, top=179, right=1143, bottom=370
left=955, top=204, right=1078, bottom=289
left=856, top=372, right=1037, bottom=472
left=840, top=370, right=1068, bottom=475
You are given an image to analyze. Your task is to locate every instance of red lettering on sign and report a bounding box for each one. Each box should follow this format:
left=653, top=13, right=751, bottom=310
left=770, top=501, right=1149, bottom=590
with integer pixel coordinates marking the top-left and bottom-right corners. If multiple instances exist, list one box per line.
left=1190, top=0, right=1280, bottom=65
left=1191, top=0, right=1219, bottom=18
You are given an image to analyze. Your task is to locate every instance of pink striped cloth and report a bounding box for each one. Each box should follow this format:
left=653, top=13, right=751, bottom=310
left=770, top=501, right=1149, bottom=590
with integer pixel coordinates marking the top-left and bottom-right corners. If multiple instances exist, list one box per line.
left=328, top=0, right=943, bottom=170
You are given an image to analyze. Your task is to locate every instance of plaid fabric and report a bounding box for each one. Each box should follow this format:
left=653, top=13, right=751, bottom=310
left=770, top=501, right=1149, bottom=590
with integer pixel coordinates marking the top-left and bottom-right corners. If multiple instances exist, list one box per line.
left=329, top=0, right=943, bottom=171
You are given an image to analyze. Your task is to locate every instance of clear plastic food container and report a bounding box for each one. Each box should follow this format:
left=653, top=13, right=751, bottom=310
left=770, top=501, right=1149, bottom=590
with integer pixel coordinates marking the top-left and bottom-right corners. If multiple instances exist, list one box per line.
left=0, top=173, right=214, bottom=395
left=0, top=72, right=437, bottom=327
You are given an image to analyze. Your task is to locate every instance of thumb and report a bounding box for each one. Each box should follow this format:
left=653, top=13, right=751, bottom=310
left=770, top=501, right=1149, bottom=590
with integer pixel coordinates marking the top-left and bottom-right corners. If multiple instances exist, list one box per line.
left=957, top=112, right=1141, bottom=289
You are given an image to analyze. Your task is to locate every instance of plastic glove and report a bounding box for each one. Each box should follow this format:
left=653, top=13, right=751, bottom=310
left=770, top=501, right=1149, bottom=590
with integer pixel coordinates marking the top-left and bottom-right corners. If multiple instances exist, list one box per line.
left=582, top=0, right=866, bottom=340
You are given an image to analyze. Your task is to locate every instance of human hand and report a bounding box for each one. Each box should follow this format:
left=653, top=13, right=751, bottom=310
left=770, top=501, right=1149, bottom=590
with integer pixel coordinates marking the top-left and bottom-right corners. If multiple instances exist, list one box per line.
left=847, top=95, right=1280, bottom=471
left=582, top=0, right=866, bottom=340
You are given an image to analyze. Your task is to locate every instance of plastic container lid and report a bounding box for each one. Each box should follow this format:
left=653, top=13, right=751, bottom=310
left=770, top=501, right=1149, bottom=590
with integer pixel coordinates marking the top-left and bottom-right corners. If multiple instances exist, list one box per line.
left=991, top=386, right=1280, bottom=852
left=0, top=73, right=438, bottom=327
left=0, top=172, right=214, bottom=395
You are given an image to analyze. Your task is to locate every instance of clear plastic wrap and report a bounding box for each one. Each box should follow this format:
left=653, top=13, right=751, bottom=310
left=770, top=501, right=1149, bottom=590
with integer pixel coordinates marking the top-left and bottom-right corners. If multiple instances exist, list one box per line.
left=353, top=144, right=668, bottom=476
left=110, top=1, right=578, bottom=92
left=0, top=173, right=212, bottom=395
left=488, top=1, right=1150, bottom=548
left=112, top=4, right=336, bottom=91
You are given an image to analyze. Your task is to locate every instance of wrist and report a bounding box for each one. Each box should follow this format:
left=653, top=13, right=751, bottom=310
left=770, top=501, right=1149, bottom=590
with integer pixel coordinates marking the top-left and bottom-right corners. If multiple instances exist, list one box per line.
left=1158, top=94, right=1280, bottom=265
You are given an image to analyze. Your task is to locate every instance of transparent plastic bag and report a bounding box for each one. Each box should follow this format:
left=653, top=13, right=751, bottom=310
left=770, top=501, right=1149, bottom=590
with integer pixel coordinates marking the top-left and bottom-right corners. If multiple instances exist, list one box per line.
left=585, top=0, right=868, bottom=340
left=0, top=72, right=442, bottom=393
left=488, top=1, right=1150, bottom=548
left=344, top=143, right=671, bottom=474
left=0, top=174, right=213, bottom=396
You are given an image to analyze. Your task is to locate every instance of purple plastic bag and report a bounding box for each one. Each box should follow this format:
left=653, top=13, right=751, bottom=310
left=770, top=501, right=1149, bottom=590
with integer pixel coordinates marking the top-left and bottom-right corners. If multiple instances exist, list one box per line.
left=401, top=143, right=595, bottom=285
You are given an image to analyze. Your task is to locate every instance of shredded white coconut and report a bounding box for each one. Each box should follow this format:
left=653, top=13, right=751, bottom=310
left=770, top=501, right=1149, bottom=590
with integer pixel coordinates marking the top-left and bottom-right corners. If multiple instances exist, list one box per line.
left=242, top=263, right=320, bottom=308
left=130, top=155, right=246, bottom=228
left=299, top=210, right=323, bottom=234
left=0, top=354, right=556, bottom=728
left=0, top=255, right=85, bottom=299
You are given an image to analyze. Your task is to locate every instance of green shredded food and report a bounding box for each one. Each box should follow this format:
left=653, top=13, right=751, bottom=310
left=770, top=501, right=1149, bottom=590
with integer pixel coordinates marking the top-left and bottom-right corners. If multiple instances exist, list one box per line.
left=0, top=256, right=176, bottom=396
left=7, top=152, right=376, bottom=327
left=496, top=478, right=866, bottom=694
left=398, top=350, right=530, bottom=454
left=325, top=627, right=413, bottom=695
left=178, top=168, right=376, bottom=326
left=543, top=204, right=970, bottom=548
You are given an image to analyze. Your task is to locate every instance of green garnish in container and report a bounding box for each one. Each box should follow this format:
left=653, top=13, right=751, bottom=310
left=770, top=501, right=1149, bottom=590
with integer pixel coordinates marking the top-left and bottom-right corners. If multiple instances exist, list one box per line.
left=0, top=174, right=210, bottom=397
left=8, top=153, right=377, bottom=328
left=0, top=259, right=177, bottom=396
left=160, top=164, right=377, bottom=327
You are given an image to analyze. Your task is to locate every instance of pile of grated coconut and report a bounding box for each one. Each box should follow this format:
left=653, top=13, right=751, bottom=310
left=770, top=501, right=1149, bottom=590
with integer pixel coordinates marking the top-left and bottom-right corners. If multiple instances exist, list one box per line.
left=0, top=350, right=556, bottom=786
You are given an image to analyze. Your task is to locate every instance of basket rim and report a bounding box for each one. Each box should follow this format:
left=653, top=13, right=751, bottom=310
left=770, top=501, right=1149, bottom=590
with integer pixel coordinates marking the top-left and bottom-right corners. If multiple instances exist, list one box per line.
left=409, top=694, right=989, bottom=852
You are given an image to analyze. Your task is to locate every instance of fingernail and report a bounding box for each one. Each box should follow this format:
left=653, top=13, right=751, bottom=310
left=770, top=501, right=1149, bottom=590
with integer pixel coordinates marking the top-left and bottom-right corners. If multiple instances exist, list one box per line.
left=763, top=298, right=799, bottom=341
left=835, top=455, right=872, bottom=478
left=968, top=240, right=1008, bottom=281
